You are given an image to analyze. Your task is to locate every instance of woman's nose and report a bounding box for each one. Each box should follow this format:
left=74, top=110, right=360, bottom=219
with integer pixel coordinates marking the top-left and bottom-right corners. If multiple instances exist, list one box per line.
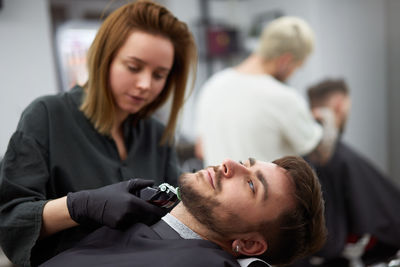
left=221, top=159, right=249, bottom=178
left=137, top=71, right=152, bottom=90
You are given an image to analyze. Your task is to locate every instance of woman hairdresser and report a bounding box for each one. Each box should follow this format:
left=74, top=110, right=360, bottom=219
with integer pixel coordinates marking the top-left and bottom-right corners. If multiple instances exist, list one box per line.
left=0, top=1, right=197, bottom=266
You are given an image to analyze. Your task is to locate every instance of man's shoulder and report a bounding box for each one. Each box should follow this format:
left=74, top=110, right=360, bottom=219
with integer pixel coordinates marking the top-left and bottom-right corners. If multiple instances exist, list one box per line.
left=210, top=67, right=237, bottom=79
left=168, top=240, right=240, bottom=267
left=76, top=224, right=239, bottom=266
left=267, top=80, right=301, bottom=97
left=41, top=223, right=241, bottom=267
left=201, top=68, right=237, bottom=89
left=256, top=83, right=306, bottom=110
left=127, top=223, right=240, bottom=266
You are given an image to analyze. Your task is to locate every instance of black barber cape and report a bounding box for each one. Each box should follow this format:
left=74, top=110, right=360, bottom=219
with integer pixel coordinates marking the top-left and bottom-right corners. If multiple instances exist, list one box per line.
left=293, top=141, right=400, bottom=266
left=40, top=220, right=240, bottom=267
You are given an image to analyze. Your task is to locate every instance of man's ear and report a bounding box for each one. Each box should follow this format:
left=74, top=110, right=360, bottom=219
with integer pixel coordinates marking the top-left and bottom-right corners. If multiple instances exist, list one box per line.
left=277, top=53, right=293, bottom=68
left=232, top=233, right=268, bottom=256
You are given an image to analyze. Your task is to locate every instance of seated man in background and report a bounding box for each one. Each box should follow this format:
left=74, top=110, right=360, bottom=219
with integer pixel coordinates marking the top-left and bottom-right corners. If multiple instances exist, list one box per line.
left=291, top=79, right=400, bottom=267
left=41, top=156, right=326, bottom=267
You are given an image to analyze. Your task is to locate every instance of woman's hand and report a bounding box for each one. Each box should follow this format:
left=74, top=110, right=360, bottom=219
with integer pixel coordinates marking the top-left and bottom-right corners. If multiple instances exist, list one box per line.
left=67, top=179, right=167, bottom=229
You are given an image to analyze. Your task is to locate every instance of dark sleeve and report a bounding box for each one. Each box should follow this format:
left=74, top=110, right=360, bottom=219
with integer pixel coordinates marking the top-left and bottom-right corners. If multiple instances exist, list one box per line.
left=0, top=100, right=51, bottom=267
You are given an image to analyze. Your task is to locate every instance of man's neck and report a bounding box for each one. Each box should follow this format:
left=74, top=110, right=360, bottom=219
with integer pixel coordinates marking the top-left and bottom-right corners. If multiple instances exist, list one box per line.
left=235, top=54, right=275, bottom=76
left=170, top=203, right=231, bottom=251
left=170, top=203, right=209, bottom=239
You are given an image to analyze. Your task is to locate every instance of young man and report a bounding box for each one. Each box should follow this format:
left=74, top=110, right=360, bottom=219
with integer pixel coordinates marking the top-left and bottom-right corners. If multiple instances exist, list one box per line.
left=195, top=16, right=338, bottom=167
left=41, top=156, right=326, bottom=267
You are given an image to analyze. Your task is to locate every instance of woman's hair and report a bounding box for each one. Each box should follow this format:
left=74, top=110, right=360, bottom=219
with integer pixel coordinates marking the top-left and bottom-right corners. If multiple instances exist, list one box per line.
left=256, top=16, right=315, bottom=62
left=257, top=156, right=327, bottom=266
left=81, top=0, right=197, bottom=143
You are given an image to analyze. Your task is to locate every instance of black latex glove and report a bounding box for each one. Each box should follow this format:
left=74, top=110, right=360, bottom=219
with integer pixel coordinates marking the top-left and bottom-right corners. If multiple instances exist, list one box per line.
left=67, top=178, right=167, bottom=229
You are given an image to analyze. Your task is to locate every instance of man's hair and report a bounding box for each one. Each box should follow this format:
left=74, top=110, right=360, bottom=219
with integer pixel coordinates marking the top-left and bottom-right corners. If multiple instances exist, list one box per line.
left=307, top=79, right=349, bottom=109
left=81, top=0, right=197, bottom=143
left=256, top=16, right=315, bottom=62
left=257, top=156, right=326, bottom=266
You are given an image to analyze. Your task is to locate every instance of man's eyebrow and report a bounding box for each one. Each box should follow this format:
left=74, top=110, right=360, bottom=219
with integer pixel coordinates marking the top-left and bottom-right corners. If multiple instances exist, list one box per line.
left=249, top=157, right=256, bottom=166
left=255, top=170, right=269, bottom=201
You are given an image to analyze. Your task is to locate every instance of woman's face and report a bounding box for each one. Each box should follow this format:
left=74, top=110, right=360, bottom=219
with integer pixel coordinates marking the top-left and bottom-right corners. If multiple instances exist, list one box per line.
left=109, top=31, right=174, bottom=120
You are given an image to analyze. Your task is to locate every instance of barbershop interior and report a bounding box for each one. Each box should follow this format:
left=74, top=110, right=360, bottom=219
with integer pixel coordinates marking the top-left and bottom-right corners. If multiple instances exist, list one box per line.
left=1, top=0, right=400, bottom=267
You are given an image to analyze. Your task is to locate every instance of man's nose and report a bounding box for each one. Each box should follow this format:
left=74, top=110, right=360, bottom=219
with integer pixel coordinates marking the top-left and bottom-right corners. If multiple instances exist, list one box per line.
left=221, top=159, right=249, bottom=178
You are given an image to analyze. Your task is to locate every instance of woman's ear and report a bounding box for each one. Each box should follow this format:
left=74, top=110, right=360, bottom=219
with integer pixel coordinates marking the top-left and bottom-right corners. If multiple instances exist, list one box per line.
left=232, top=233, right=268, bottom=256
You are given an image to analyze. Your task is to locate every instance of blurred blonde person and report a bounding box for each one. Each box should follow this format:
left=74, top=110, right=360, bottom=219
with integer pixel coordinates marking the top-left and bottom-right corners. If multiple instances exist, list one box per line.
left=195, top=16, right=337, bottom=167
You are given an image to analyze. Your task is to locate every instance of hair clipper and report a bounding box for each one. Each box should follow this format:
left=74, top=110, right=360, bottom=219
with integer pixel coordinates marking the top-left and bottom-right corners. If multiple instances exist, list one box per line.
left=139, top=183, right=180, bottom=209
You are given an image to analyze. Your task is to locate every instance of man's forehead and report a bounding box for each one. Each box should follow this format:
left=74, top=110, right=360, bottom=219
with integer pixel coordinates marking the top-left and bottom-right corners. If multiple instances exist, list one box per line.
left=250, top=158, right=278, bottom=170
left=252, top=160, right=290, bottom=188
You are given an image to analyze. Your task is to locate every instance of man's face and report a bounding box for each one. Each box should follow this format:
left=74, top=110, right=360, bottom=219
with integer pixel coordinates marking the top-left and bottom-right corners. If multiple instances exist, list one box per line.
left=178, top=158, right=295, bottom=237
left=322, top=92, right=351, bottom=135
left=337, top=94, right=351, bottom=135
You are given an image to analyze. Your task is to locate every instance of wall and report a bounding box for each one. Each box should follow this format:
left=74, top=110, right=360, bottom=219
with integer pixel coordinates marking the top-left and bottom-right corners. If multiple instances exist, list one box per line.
left=310, top=0, right=388, bottom=174
left=0, top=0, right=58, bottom=156
left=387, top=0, right=400, bottom=182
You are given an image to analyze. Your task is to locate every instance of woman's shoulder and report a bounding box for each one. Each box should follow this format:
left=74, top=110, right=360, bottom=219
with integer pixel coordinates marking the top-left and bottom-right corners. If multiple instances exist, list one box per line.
left=17, top=86, right=83, bottom=131
left=29, top=86, right=82, bottom=109
left=140, top=116, right=166, bottom=132
left=24, top=86, right=83, bottom=117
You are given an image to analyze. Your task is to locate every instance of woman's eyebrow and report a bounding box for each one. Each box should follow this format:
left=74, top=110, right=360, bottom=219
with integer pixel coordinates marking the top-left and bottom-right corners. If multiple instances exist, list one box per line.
left=127, top=56, right=171, bottom=71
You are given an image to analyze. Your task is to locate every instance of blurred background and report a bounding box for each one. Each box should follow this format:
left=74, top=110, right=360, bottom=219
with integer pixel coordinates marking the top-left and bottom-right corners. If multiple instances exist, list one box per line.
left=0, top=0, right=399, bottom=181
left=1, top=0, right=400, bottom=266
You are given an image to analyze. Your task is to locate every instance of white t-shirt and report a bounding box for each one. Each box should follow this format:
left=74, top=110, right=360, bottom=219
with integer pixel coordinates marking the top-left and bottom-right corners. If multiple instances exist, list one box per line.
left=195, top=68, right=322, bottom=167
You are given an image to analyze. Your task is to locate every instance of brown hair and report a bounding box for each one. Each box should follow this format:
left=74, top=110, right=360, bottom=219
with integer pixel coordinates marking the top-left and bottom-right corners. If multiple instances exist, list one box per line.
left=257, top=156, right=327, bottom=266
left=307, top=79, right=349, bottom=109
left=81, top=0, right=197, bottom=143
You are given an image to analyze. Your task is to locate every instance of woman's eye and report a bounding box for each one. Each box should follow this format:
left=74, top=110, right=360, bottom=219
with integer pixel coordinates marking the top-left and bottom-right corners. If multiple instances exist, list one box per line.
left=128, top=66, right=139, bottom=72
left=239, top=160, right=244, bottom=165
left=248, top=180, right=255, bottom=193
left=153, top=73, right=166, bottom=80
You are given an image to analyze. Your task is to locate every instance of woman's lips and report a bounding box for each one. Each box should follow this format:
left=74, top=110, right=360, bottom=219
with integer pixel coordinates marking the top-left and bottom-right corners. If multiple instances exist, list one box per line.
left=127, top=94, right=145, bottom=104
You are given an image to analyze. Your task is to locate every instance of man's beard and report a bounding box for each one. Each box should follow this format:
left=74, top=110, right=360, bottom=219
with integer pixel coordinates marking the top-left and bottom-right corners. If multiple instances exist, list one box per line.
left=338, top=116, right=348, bottom=136
left=273, top=67, right=289, bottom=83
left=178, top=169, right=247, bottom=237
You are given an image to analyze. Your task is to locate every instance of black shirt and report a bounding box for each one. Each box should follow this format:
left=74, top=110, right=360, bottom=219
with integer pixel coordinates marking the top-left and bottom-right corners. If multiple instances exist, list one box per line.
left=0, top=86, right=180, bottom=266
left=40, top=221, right=240, bottom=267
